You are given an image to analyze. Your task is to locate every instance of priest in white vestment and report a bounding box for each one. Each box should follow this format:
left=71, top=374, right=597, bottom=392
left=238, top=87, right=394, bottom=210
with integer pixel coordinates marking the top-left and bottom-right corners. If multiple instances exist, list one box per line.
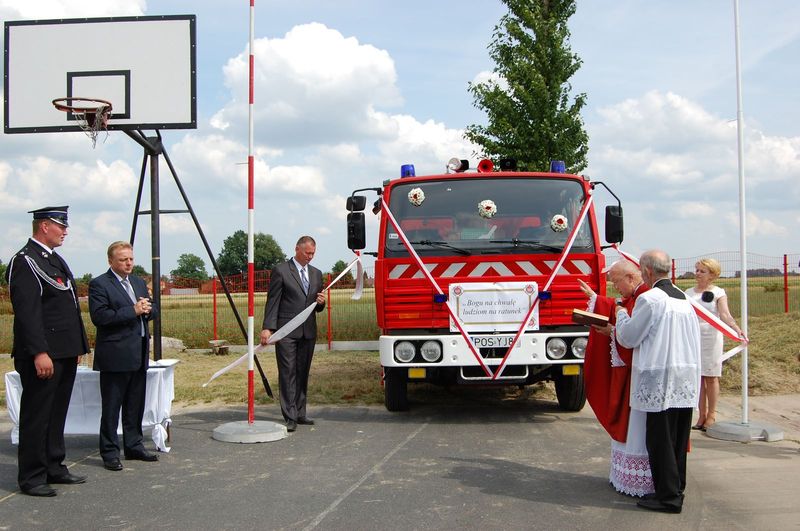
left=615, top=249, right=701, bottom=514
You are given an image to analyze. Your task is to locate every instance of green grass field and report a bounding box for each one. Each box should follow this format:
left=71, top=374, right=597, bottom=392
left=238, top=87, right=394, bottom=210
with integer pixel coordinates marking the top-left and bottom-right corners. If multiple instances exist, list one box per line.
left=1, top=279, right=798, bottom=352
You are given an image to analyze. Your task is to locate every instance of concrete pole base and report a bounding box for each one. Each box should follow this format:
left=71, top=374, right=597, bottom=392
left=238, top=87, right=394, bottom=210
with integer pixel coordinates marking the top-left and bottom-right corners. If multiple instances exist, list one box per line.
left=212, top=420, right=287, bottom=443
left=705, top=420, right=784, bottom=443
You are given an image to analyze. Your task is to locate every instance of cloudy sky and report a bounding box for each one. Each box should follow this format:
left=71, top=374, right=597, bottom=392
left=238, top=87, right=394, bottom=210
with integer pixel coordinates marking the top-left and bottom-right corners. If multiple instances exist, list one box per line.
left=1, top=0, right=798, bottom=278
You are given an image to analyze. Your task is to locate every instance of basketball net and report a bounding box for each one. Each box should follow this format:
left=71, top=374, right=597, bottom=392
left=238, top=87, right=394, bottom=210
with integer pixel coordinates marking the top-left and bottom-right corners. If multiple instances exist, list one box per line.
left=52, top=97, right=112, bottom=149
left=72, top=107, right=110, bottom=148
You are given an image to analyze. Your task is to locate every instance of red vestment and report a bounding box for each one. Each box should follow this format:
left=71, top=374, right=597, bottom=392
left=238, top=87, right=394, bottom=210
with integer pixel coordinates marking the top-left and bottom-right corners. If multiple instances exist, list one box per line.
left=583, top=284, right=648, bottom=442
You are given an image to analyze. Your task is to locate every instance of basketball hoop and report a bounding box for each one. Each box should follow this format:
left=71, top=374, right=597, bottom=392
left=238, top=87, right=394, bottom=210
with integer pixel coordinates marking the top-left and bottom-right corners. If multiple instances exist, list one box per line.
left=52, top=97, right=113, bottom=148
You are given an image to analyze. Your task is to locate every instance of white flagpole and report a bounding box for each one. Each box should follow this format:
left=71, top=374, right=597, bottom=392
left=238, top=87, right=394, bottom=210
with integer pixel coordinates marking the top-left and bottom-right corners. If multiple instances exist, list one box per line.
left=733, top=0, right=749, bottom=425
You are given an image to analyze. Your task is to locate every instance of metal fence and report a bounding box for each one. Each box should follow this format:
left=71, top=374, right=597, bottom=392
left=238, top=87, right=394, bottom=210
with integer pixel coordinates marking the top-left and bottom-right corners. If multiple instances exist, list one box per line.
left=1, top=253, right=798, bottom=351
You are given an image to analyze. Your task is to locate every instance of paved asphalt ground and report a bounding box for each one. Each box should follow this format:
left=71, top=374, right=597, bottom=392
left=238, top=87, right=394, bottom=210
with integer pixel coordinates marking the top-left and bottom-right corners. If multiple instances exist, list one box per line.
left=1, top=394, right=798, bottom=531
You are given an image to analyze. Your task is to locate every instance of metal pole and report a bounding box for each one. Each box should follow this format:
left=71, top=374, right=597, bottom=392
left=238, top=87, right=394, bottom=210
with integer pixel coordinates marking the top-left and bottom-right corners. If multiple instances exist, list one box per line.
left=148, top=136, right=163, bottom=361
left=246, top=0, right=257, bottom=424
left=784, top=255, right=789, bottom=313
left=733, top=0, right=749, bottom=424
left=130, top=152, right=148, bottom=245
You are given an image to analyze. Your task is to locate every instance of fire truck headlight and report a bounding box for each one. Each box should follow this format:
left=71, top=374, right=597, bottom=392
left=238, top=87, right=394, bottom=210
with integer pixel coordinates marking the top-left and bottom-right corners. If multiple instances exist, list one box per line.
left=420, top=341, right=442, bottom=362
left=546, top=338, right=568, bottom=360
left=571, top=337, right=587, bottom=359
left=394, top=341, right=416, bottom=363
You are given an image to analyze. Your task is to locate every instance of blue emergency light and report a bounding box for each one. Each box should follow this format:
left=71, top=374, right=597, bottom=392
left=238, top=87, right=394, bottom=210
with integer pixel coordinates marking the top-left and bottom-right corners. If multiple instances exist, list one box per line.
left=433, top=294, right=448, bottom=303
left=401, top=164, right=416, bottom=177
left=549, top=160, right=566, bottom=173
left=538, top=291, right=552, bottom=301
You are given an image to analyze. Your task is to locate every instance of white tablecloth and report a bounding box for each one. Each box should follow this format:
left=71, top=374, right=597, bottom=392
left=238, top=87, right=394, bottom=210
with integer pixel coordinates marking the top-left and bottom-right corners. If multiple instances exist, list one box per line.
left=5, top=359, right=178, bottom=452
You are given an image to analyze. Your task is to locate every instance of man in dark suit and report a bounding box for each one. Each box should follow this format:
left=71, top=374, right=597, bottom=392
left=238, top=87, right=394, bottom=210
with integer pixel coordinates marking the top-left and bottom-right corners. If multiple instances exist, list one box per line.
left=88, top=241, right=158, bottom=471
left=6, top=206, right=89, bottom=497
left=260, top=236, right=325, bottom=432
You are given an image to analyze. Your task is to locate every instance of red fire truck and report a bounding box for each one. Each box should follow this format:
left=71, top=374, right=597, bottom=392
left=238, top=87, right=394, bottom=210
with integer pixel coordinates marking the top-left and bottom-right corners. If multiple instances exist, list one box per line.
left=346, top=158, right=623, bottom=411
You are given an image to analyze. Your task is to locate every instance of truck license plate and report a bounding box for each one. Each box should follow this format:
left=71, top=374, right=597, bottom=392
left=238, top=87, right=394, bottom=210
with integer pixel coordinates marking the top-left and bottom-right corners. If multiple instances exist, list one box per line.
left=470, top=335, right=517, bottom=348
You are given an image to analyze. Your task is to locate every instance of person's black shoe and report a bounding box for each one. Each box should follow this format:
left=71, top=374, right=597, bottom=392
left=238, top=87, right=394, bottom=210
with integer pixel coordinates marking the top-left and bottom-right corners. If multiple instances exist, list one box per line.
left=125, top=451, right=158, bottom=462
left=47, top=472, right=87, bottom=484
left=286, top=420, right=297, bottom=432
left=637, top=499, right=682, bottom=514
left=21, top=484, right=57, bottom=497
left=103, top=458, right=124, bottom=471
left=297, top=417, right=315, bottom=425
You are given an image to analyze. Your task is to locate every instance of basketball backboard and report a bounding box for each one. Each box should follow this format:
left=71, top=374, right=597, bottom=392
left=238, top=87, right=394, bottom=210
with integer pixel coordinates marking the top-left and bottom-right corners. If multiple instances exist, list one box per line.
left=4, top=15, right=196, bottom=134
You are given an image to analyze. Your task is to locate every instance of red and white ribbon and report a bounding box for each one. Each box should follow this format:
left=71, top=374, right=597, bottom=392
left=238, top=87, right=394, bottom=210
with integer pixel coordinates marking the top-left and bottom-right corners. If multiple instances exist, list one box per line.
left=381, top=198, right=494, bottom=377
left=203, top=254, right=362, bottom=387
left=381, top=193, right=595, bottom=380
left=611, top=244, right=747, bottom=353
left=492, top=193, right=595, bottom=379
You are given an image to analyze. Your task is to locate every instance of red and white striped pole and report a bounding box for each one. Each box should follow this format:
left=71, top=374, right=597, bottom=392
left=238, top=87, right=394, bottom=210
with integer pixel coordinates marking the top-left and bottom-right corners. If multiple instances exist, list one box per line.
left=246, top=0, right=256, bottom=424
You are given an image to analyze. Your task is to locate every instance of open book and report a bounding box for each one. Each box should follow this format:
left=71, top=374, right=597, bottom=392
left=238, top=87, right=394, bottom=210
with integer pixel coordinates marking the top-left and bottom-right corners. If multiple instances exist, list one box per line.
left=572, top=308, right=610, bottom=327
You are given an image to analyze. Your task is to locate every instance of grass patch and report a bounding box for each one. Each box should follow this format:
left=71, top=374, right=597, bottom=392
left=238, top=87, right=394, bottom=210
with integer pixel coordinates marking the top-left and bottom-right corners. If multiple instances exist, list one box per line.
left=2, top=313, right=798, bottom=410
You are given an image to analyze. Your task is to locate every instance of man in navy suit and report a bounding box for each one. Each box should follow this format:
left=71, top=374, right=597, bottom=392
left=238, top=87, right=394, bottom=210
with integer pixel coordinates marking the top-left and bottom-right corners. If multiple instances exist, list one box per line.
left=6, top=206, right=89, bottom=497
left=88, top=241, right=158, bottom=471
left=260, top=236, right=325, bottom=432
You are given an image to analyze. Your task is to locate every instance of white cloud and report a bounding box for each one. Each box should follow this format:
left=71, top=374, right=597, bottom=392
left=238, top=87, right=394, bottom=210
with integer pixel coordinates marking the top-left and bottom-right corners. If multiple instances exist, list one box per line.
left=587, top=90, right=799, bottom=255
left=674, top=202, right=715, bottom=219
left=725, top=211, right=788, bottom=238
left=160, top=215, right=196, bottom=235
left=471, top=70, right=508, bottom=92
left=376, top=113, right=480, bottom=171
left=0, top=0, right=145, bottom=19
left=211, top=23, right=402, bottom=147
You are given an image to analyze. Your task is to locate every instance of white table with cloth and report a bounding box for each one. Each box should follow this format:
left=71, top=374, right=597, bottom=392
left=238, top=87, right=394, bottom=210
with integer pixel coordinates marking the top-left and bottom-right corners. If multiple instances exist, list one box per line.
left=5, top=358, right=178, bottom=452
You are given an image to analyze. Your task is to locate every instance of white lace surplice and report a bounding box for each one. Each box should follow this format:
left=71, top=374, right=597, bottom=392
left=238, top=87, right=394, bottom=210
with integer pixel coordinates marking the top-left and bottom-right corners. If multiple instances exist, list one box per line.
left=615, top=289, right=702, bottom=412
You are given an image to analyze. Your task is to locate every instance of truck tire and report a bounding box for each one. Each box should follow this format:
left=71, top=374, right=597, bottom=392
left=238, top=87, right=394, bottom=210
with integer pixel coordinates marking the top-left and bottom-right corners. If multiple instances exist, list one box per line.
left=554, top=367, right=586, bottom=412
left=384, top=368, right=409, bottom=412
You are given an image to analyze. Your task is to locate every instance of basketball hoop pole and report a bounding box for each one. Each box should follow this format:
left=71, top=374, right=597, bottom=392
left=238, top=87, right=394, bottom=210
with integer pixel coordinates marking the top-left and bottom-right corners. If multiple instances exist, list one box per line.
left=124, top=129, right=273, bottom=397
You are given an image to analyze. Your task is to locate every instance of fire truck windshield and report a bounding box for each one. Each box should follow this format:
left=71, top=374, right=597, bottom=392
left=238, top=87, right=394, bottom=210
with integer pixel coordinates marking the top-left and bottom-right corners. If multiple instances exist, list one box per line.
left=385, top=177, right=594, bottom=256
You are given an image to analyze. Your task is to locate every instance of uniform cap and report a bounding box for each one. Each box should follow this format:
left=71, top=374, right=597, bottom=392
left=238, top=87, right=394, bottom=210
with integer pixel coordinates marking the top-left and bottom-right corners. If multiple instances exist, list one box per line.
left=29, top=206, right=69, bottom=227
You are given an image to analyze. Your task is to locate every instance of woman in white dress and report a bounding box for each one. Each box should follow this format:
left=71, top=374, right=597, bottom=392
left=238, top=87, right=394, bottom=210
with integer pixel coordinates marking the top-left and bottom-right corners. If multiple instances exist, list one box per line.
left=684, top=258, right=744, bottom=431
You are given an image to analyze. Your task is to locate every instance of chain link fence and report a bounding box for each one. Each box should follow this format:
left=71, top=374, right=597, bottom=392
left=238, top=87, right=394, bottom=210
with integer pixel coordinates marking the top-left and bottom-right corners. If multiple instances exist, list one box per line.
left=2, top=254, right=798, bottom=351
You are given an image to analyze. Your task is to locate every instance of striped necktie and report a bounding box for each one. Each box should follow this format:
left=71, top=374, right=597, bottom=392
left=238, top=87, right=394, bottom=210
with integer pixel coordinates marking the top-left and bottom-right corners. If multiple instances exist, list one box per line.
left=300, top=267, right=309, bottom=295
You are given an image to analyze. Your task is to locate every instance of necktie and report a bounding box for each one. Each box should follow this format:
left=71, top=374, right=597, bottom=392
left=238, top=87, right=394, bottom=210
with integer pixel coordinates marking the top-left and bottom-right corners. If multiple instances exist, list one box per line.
left=122, top=278, right=145, bottom=336
left=300, top=268, right=309, bottom=295
left=121, top=278, right=137, bottom=303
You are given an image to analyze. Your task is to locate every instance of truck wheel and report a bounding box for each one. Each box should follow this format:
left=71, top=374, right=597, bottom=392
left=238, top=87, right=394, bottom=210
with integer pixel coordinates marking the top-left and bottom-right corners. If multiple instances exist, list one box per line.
left=554, top=367, right=586, bottom=412
left=384, top=368, right=409, bottom=412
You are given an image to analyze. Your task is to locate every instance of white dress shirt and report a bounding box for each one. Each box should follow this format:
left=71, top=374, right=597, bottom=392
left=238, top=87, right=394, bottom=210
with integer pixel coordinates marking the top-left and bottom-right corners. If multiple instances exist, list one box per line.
left=615, top=286, right=701, bottom=412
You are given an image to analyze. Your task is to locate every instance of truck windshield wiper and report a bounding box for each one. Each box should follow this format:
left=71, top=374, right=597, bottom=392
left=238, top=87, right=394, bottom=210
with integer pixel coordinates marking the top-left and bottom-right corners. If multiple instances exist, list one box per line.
left=411, top=240, right=472, bottom=255
left=489, top=239, right=563, bottom=252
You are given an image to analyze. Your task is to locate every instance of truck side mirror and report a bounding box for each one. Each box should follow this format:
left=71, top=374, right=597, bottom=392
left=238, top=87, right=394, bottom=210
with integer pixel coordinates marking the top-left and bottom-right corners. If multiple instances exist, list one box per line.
left=605, top=205, right=624, bottom=244
left=346, top=195, right=367, bottom=212
left=347, top=212, right=366, bottom=250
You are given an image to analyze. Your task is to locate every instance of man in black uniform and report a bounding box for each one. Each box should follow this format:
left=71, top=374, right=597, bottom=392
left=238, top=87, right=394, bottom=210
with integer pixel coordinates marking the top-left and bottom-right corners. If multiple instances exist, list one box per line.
left=6, top=206, right=89, bottom=497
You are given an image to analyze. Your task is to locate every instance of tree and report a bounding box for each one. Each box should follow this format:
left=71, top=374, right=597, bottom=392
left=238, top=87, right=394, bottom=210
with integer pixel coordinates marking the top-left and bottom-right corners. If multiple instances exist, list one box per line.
left=0, top=259, right=6, bottom=286
left=331, top=259, right=353, bottom=283
left=132, top=264, right=149, bottom=277
left=171, top=253, right=209, bottom=281
left=465, top=0, right=588, bottom=173
left=217, top=230, right=286, bottom=276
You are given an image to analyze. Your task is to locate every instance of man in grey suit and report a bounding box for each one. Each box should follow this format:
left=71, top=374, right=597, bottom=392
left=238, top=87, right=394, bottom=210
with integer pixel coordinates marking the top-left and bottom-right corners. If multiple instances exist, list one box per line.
left=260, top=236, right=325, bottom=432
left=88, top=241, right=158, bottom=471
